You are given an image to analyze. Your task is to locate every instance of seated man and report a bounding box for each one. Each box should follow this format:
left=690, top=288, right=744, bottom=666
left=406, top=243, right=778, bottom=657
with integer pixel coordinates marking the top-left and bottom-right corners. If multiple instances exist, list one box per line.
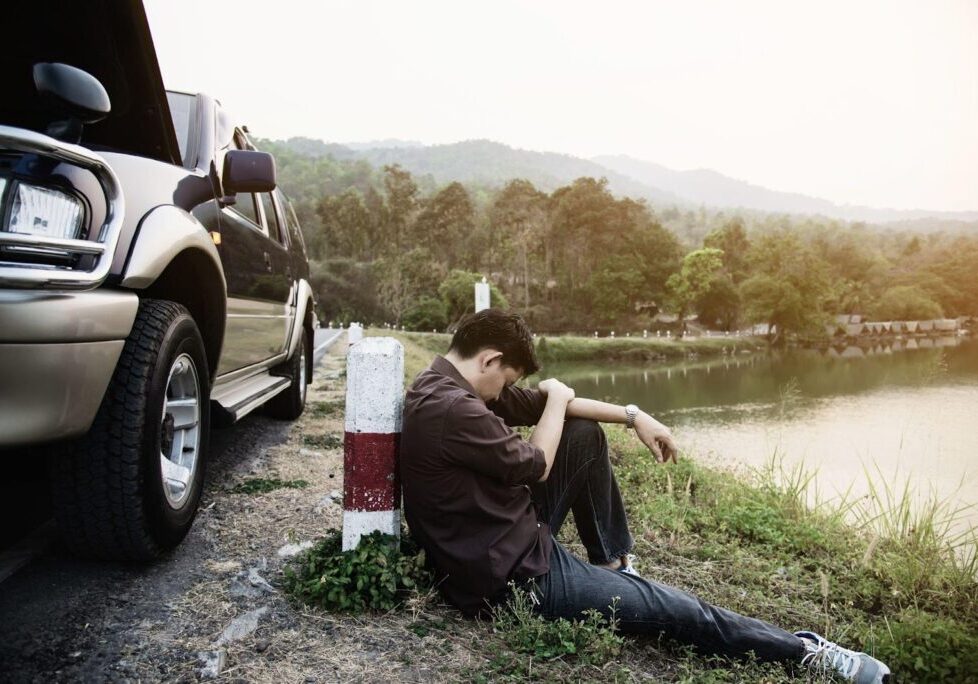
left=400, top=308, right=890, bottom=683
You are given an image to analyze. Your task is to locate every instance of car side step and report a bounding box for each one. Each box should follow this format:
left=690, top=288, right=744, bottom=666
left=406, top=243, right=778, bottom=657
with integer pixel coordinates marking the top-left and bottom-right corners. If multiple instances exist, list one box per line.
left=211, top=372, right=291, bottom=424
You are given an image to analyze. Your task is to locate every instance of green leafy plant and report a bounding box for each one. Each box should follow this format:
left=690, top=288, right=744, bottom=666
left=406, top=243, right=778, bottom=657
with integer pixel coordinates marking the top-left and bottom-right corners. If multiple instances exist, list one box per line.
left=283, top=530, right=433, bottom=612
left=231, top=478, right=309, bottom=494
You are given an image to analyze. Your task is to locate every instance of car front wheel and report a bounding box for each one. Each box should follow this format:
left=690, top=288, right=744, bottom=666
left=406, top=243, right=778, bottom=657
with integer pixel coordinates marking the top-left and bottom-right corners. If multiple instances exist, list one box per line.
left=50, top=299, right=210, bottom=560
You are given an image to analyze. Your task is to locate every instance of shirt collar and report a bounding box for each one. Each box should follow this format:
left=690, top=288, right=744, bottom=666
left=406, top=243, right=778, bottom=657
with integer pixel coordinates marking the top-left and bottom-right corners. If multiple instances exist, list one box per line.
left=430, top=355, right=479, bottom=398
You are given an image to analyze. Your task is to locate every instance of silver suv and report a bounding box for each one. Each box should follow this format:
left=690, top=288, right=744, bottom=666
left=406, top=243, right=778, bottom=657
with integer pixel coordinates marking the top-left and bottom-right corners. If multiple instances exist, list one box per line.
left=1, top=1, right=315, bottom=559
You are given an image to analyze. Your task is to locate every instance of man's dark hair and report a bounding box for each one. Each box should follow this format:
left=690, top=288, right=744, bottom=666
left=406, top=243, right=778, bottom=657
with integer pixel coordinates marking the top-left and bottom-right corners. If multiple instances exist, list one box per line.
left=449, top=309, right=540, bottom=375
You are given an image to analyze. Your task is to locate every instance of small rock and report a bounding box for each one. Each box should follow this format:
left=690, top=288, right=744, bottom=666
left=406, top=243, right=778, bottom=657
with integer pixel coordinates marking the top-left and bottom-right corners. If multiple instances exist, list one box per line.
left=255, top=638, right=271, bottom=653
left=277, top=541, right=314, bottom=557
left=299, top=448, right=323, bottom=458
left=217, top=607, right=269, bottom=645
left=69, top=651, right=82, bottom=659
left=198, top=649, right=226, bottom=680
left=248, top=568, right=276, bottom=593
left=329, top=489, right=341, bottom=500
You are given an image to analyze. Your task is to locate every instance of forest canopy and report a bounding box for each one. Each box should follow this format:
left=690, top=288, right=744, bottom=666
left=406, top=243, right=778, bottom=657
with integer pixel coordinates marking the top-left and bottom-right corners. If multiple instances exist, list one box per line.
left=260, top=138, right=978, bottom=339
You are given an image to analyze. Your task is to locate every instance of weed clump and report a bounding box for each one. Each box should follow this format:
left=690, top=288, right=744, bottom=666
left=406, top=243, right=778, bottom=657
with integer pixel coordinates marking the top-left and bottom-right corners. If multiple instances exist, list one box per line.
left=231, top=477, right=309, bottom=494
left=480, top=586, right=625, bottom=679
left=283, top=530, right=433, bottom=612
left=302, top=432, right=343, bottom=449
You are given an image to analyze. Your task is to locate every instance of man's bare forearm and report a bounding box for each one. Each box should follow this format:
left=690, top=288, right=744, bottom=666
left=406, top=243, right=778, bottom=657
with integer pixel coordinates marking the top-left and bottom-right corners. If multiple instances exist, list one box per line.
left=566, top=397, right=631, bottom=423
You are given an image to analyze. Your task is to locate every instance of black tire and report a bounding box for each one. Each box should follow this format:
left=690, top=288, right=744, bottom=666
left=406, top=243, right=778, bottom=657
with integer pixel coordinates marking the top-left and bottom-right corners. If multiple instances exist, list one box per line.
left=49, top=299, right=210, bottom=561
left=265, top=328, right=310, bottom=420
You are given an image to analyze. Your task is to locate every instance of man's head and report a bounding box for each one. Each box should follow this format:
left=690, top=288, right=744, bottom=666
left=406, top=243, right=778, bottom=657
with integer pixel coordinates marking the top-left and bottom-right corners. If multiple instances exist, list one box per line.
left=446, top=309, right=540, bottom=401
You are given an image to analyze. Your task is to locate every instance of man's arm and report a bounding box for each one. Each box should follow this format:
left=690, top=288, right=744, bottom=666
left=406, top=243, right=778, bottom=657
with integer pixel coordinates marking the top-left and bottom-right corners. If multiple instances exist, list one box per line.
left=529, top=379, right=575, bottom=481
left=563, top=396, right=679, bottom=464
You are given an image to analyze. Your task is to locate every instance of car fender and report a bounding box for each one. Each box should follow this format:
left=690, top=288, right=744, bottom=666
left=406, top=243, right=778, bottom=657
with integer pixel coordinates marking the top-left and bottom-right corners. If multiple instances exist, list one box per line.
left=121, top=205, right=225, bottom=292
left=286, top=279, right=314, bottom=359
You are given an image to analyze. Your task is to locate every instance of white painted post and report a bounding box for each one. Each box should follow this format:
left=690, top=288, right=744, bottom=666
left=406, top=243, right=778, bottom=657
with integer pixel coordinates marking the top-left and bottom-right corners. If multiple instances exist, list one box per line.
left=475, top=277, right=491, bottom=312
left=342, top=337, right=404, bottom=550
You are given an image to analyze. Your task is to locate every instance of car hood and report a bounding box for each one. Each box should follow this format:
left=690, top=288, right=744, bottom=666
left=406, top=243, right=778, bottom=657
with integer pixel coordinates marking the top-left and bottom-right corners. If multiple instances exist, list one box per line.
left=3, top=0, right=180, bottom=165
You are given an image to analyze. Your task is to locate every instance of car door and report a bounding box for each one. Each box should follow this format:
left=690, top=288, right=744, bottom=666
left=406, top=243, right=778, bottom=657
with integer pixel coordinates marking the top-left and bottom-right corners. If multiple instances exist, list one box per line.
left=213, top=130, right=293, bottom=375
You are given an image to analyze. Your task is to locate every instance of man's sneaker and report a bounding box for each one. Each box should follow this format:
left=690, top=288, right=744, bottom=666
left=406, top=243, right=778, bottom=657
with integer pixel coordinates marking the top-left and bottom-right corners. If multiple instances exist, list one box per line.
left=796, top=631, right=891, bottom=683
left=618, top=554, right=641, bottom=577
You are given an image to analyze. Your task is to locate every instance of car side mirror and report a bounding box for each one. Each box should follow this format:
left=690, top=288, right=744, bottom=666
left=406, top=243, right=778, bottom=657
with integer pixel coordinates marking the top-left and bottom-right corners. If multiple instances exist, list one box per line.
left=33, top=62, right=111, bottom=143
left=222, top=150, right=276, bottom=197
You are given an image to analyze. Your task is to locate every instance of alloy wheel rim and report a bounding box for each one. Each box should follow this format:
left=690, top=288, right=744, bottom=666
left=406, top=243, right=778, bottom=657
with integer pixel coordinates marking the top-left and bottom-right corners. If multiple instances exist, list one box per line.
left=160, top=353, right=201, bottom=509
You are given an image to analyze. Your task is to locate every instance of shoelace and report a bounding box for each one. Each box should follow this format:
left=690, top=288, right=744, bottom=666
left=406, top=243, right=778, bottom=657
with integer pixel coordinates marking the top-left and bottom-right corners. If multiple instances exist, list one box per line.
left=802, top=639, right=861, bottom=679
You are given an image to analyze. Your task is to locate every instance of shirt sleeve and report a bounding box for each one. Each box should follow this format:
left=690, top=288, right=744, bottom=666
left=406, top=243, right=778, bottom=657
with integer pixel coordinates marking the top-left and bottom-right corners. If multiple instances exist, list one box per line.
left=443, top=394, right=546, bottom=485
left=487, top=384, right=546, bottom=427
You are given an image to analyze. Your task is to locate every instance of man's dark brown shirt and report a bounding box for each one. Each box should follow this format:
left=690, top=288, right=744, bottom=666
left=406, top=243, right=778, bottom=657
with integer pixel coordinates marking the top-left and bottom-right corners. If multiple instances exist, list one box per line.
left=400, top=356, right=551, bottom=615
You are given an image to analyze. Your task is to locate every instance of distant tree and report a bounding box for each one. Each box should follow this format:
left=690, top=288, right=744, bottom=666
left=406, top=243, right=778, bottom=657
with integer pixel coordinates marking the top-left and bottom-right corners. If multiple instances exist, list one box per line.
left=739, top=230, right=831, bottom=342
left=585, top=255, right=646, bottom=325
left=381, top=164, right=419, bottom=253
left=696, top=274, right=741, bottom=330
left=666, top=248, right=725, bottom=331
left=703, top=218, right=750, bottom=282
left=414, top=181, right=475, bottom=266
left=376, top=247, right=444, bottom=325
left=317, top=189, right=374, bottom=261
left=871, top=285, right=943, bottom=320
left=490, top=179, right=548, bottom=309
left=402, top=295, right=448, bottom=331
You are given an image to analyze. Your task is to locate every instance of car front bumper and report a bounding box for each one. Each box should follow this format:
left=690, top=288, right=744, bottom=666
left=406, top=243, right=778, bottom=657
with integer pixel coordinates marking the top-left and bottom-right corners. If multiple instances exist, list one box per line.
left=0, top=289, right=139, bottom=447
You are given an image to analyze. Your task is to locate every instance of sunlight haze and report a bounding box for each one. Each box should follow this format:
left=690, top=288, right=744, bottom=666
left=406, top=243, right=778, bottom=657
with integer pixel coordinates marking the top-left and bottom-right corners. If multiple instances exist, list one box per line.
left=144, top=0, right=978, bottom=212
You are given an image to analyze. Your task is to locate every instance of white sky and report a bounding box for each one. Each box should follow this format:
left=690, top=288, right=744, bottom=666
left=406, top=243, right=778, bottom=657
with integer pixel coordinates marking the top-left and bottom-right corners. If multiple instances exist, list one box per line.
left=144, top=0, right=978, bottom=212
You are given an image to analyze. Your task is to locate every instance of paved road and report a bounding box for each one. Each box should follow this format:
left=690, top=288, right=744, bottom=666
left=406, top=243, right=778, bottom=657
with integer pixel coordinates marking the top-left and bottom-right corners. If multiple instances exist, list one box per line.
left=313, top=326, right=345, bottom=366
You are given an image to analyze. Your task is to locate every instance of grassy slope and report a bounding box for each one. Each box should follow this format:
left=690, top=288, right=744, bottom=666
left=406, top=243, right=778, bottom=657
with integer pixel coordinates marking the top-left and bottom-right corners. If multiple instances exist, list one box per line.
left=358, top=328, right=978, bottom=682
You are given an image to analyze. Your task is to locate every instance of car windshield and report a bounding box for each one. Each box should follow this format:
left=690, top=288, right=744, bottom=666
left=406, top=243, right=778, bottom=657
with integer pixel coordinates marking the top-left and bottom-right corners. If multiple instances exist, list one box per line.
left=166, top=91, right=195, bottom=166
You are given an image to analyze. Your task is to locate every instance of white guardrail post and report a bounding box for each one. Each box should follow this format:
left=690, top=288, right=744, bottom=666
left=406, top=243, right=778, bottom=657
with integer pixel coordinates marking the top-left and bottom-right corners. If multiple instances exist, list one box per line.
left=342, top=337, right=404, bottom=550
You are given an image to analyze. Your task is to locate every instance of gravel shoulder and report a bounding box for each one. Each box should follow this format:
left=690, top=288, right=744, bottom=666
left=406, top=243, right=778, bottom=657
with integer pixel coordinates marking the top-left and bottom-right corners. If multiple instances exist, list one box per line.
left=0, top=345, right=483, bottom=682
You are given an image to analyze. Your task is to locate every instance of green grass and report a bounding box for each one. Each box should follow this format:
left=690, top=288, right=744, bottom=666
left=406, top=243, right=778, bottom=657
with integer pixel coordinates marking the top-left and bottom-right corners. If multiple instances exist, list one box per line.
left=308, top=400, right=343, bottom=418
left=604, top=426, right=978, bottom=681
left=231, top=477, right=310, bottom=495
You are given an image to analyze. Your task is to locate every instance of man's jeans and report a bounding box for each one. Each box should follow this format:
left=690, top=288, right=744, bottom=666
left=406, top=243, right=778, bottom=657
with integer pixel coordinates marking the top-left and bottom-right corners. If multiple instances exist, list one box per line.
left=528, top=419, right=805, bottom=663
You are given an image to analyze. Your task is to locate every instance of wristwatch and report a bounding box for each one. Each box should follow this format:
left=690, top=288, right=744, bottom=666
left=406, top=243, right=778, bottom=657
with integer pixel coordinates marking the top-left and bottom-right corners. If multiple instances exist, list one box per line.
left=624, top=404, right=639, bottom=429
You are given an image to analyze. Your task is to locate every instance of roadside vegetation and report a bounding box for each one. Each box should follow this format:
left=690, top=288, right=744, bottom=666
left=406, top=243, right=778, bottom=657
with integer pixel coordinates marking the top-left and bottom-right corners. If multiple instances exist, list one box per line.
left=285, top=333, right=978, bottom=682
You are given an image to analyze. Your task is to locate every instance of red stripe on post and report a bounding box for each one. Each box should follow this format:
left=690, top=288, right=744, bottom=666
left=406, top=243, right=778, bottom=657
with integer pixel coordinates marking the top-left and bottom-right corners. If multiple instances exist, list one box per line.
left=343, top=432, right=401, bottom=511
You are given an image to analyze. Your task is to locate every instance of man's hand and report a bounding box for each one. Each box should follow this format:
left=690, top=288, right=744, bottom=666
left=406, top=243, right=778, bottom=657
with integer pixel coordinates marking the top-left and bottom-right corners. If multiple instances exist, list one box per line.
left=537, top=378, right=575, bottom=405
left=634, top=412, right=678, bottom=463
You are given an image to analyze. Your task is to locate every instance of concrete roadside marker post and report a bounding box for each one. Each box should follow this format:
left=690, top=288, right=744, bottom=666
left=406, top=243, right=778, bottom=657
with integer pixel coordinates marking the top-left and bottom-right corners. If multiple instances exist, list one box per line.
left=475, top=277, right=490, bottom=312
left=347, top=322, right=363, bottom=347
left=342, top=337, right=404, bottom=550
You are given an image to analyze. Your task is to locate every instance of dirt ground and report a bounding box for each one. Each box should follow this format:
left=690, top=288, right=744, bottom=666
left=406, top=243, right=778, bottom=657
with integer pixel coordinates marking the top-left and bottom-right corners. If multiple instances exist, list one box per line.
left=0, top=345, right=498, bottom=683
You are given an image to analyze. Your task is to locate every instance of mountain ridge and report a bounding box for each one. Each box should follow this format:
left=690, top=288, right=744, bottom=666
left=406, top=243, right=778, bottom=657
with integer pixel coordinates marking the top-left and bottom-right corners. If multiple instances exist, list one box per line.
left=269, top=136, right=977, bottom=226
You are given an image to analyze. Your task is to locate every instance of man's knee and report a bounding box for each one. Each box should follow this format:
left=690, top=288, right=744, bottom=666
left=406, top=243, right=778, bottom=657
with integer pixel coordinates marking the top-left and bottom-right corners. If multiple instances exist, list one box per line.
left=562, top=418, right=607, bottom=446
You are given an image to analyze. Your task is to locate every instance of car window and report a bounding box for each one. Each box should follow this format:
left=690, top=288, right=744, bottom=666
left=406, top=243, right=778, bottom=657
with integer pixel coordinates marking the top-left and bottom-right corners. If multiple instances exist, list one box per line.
left=277, top=190, right=307, bottom=254
left=232, top=193, right=261, bottom=228
left=259, top=192, right=284, bottom=245
left=165, top=92, right=195, bottom=166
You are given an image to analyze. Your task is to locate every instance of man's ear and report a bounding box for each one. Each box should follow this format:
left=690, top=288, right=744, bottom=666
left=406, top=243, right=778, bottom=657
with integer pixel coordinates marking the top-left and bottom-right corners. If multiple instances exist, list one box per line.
left=480, top=350, right=504, bottom=370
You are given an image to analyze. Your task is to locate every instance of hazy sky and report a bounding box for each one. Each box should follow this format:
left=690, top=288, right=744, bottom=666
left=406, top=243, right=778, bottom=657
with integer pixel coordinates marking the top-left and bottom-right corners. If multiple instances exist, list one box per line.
left=144, top=0, right=977, bottom=212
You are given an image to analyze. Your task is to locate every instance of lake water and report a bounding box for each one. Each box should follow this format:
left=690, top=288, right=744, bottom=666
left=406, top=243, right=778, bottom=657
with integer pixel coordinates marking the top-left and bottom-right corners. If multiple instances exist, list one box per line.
left=539, top=336, right=978, bottom=536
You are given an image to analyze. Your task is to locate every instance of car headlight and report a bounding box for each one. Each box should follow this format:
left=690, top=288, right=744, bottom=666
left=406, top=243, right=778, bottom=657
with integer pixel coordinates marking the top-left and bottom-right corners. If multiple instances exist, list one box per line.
left=3, top=181, right=85, bottom=240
